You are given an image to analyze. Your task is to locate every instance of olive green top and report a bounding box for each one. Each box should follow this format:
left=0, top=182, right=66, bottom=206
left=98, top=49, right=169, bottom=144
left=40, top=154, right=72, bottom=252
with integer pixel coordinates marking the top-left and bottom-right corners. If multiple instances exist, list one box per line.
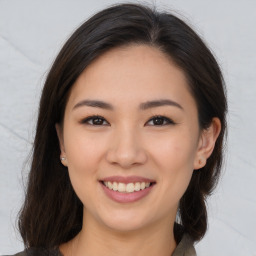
left=4, top=233, right=196, bottom=256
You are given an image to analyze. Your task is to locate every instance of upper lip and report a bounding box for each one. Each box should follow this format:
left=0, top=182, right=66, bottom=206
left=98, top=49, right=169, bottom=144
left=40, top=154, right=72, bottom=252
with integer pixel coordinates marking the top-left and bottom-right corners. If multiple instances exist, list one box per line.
left=100, top=176, right=156, bottom=184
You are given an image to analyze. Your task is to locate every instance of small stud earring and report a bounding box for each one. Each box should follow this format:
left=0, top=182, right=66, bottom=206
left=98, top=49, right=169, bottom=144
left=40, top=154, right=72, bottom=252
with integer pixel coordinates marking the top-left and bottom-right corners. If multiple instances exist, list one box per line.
left=60, top=157, right=66, bottom=161
left=198, top=157, right=205, bottom=166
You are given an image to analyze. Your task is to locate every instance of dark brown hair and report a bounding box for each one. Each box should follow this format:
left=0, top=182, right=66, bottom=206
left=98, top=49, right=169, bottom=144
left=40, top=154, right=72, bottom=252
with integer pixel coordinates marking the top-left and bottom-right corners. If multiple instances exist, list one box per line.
left=18, top=2, right=227, bottom=248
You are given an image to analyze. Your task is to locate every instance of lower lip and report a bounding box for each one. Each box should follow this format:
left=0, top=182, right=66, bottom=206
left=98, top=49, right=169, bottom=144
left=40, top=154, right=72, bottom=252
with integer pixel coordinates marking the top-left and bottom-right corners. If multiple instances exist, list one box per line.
left=100, top=182, right=155, bottom=203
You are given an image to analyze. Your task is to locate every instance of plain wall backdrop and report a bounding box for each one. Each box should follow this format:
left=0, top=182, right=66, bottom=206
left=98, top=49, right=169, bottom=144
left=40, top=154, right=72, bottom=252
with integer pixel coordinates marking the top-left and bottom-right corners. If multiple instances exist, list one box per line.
left=0, top=0, right=256, bottom=255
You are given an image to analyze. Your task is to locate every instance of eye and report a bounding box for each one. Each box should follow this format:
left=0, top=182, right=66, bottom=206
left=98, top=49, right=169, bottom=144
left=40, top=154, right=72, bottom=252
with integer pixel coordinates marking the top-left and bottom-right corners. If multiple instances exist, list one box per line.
left=146, top=115, right=175, bottom=126
left=81, top=115, right=109, bottom=126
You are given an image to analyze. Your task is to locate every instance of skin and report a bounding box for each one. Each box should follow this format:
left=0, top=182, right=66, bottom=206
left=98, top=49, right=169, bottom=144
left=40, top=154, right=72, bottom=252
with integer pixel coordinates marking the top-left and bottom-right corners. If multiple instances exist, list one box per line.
left=56, top=44, right=221, bottom=256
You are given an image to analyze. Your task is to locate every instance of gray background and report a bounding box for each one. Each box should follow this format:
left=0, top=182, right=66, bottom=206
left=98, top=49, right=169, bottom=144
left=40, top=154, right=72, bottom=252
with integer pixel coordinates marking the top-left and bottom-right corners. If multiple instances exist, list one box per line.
left=0, top=0, right=256, bottom=255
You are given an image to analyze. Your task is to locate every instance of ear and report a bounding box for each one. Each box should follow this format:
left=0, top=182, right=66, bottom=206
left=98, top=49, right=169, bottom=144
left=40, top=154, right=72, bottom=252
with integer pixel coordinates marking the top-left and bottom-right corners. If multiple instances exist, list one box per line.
left=194, top=117, right=221, bottom=170
left=55, top=123, right=68, bottom=166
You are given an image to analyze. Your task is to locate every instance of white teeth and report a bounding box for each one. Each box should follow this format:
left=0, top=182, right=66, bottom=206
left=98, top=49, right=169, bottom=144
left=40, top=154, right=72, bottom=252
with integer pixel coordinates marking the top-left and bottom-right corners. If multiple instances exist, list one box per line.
left=107, top=181, right=113, bottom=189
left=134, top=182, right=140, bottom=191
left=113, top=182, right=118, bottom=191
left=103, top=181, right=151, bottom=193
left=126, top=183, right=135, bottom=193
left=118, top=182, right=126, bottom=192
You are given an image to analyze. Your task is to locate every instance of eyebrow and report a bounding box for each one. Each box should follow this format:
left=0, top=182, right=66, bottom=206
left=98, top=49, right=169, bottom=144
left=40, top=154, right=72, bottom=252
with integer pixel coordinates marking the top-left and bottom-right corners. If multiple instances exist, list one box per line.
left=73, top=99, right=183, bottom=111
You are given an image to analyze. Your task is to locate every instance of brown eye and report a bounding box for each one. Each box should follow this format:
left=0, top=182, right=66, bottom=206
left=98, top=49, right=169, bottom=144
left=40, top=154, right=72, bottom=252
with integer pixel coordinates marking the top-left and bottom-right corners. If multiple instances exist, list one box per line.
left=81, top=115, right=109, bottom=126
left=147, top=115, right=175, bottom=126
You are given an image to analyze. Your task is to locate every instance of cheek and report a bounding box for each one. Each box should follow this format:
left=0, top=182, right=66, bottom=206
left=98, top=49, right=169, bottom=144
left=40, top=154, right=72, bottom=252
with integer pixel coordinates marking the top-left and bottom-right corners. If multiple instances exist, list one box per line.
left=151, top=131, right=197, bottom=170
left=65, top=130, right=104, bottom=171
left=63, top=131, right=105, bottom=197
left=63, top=137, right=103, bottom=209
left=158, top=143, right=195, bottom=187
left=151, top=132, right=197, bottom=201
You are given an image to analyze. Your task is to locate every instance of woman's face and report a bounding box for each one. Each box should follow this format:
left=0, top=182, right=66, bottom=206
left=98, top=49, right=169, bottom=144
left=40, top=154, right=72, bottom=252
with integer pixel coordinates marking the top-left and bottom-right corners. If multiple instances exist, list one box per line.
left=57, top=44, right=210, bottom=233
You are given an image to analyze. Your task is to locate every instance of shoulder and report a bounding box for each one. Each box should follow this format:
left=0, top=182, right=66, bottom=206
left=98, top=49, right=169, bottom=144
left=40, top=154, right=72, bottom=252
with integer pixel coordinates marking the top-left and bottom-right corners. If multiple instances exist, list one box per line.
left=5, top=235, right=195, bottom=256
left=2, top=253, right=26, bottom=256
left=172, top=233, right=197, bottom=256
left=2, top=252, right=26, bottom=256
left=3, top=248, right=61, bottom=256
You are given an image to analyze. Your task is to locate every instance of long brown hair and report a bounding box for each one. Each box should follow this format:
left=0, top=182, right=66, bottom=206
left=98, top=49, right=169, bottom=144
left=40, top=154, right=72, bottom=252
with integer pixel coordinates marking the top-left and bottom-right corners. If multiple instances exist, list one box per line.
left=18, top=2, right=227, bottom=248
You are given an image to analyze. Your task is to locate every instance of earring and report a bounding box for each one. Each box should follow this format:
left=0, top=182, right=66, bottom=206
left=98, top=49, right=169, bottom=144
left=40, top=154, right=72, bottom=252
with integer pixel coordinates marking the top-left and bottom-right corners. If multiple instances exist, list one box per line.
left=60, top=157, right=66, bottom=161
left=198, top=157, right=205, bottom=166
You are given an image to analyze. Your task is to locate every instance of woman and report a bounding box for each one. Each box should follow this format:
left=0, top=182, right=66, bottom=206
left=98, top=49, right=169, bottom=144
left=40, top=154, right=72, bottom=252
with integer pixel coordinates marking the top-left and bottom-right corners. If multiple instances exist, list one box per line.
left=11, top=2, right=227, bottom=256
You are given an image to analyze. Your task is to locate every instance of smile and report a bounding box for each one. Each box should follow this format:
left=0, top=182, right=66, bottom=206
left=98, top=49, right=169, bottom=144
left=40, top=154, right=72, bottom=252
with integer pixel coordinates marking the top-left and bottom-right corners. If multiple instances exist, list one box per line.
left=99, top=176, right=156, bottom=203
left=103, top=181, right=151, bottom=193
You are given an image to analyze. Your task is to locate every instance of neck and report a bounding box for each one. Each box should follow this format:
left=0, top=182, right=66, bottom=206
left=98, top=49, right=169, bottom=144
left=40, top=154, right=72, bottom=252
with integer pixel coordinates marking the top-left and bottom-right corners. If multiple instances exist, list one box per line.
left=60, top=210, right=177, bottom=256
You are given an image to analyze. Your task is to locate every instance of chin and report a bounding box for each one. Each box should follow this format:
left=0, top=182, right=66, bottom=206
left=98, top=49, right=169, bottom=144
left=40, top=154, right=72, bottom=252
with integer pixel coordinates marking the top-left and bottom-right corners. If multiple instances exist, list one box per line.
left=105, top=220, right=147, bottom=233
left=98, top=209, right=154, bottom=233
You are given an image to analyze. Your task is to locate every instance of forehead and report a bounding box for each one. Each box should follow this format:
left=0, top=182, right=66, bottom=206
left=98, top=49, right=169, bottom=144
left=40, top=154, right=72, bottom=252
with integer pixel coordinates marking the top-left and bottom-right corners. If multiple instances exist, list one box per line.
left=66, top=44, right=196, bottom=112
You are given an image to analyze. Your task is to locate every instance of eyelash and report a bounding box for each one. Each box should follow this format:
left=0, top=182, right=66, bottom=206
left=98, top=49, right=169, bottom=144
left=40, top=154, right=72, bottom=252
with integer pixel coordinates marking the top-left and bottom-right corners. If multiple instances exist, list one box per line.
left=80, top=115, right=176, bottom=126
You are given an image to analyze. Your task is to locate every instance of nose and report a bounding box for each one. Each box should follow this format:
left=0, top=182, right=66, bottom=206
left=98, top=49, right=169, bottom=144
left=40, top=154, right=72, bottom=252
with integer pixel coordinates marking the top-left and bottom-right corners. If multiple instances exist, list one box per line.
left=105, top=126, right=147, bottom=169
